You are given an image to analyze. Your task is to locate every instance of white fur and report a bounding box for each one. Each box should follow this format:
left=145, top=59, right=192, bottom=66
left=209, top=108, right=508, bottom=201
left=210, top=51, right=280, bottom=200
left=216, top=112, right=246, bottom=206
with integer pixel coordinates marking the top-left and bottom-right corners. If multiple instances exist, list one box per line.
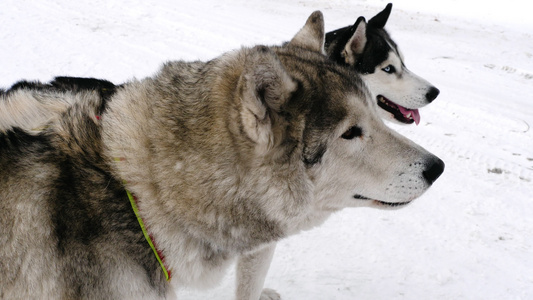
left=363, top=49, right=436, bottom=115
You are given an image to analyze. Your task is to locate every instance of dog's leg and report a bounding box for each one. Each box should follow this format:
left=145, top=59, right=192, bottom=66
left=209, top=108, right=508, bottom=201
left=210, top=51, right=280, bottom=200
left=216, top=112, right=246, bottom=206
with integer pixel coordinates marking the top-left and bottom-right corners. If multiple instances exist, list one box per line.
left=236, top=243, right=279, bottom=300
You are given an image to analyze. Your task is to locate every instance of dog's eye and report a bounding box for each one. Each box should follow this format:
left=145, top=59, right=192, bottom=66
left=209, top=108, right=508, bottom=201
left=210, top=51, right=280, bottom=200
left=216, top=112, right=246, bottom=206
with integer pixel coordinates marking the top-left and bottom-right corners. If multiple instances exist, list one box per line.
left=382, top=65, right=396, bottom=74
left=341, top=126, right=363, bottom=140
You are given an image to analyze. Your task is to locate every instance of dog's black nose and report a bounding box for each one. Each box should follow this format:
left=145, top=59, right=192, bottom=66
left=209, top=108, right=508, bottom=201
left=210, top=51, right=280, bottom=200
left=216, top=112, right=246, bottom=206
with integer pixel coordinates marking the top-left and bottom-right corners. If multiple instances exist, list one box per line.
left=423, top=157, right=445, bottom=185
left=426, top=87, right=440, bottom=102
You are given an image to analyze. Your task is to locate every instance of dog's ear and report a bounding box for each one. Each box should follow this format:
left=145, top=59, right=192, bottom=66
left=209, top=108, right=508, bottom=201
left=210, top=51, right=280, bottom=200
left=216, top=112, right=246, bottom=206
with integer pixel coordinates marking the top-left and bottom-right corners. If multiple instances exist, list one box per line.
left=342, top=17, right=367, bottom=65
left=239, top=46, right=298, bottom=152
left=287, top=11, right=325, bottom=54
left=368, top=3, right=392, bottom=28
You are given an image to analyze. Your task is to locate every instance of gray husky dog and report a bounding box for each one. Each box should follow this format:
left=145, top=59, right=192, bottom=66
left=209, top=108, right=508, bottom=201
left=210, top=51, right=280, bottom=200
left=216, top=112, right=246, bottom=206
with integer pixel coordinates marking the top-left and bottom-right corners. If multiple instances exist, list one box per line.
left=0, top=12, right=444, bottom=299
left=325, top=3, right=440, bottom=125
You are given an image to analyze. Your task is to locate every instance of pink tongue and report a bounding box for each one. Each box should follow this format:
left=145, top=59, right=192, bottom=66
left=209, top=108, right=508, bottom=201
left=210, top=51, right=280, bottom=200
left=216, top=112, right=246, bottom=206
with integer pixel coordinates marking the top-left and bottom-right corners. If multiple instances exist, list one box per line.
left=398, top=106, right=421, bottom=125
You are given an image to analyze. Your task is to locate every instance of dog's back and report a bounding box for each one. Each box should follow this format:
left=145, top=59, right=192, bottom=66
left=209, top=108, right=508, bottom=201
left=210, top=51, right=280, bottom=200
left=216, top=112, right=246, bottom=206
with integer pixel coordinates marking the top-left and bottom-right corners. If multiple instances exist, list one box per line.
left=0, top=77, right=116, bottom=133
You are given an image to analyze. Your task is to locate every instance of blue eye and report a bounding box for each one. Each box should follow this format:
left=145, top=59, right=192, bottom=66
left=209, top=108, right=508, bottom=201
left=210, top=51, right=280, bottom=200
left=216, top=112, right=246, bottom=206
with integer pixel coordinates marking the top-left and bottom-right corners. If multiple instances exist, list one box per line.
left=382, top=65, right=396, bottom=74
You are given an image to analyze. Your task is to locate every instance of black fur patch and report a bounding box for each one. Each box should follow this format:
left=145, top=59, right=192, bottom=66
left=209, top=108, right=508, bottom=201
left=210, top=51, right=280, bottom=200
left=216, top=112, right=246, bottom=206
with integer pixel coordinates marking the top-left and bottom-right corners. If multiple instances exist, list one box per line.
left=1, top=77, right=119, bottom=115
left=325, top=23, right=359, bottom=66
left=357, top=27, right=396, bottom=74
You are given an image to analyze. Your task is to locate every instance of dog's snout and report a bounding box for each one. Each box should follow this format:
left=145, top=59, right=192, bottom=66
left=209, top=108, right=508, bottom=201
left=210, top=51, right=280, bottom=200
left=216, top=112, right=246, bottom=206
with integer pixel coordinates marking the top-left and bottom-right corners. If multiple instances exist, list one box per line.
left=426, top=87, right=440, bottom=102
left=422, top=157, right=445, bottom=185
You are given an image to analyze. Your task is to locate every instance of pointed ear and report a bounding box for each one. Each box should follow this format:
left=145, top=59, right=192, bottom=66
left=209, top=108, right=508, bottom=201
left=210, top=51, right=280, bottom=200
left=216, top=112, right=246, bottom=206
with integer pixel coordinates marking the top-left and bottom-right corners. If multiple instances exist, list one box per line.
left=239, top=46, right=298, bottom=152
left=342, top=17, right=367, bottom=65
left=368, top=3, right=392, bottom=28
left=288, top=11, right=325, bottom=54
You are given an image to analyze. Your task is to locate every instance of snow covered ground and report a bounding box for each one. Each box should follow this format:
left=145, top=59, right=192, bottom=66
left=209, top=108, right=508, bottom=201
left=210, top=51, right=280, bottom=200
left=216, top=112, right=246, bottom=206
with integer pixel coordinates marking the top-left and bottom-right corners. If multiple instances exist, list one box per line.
left=1, top=0, right=532, bottom=299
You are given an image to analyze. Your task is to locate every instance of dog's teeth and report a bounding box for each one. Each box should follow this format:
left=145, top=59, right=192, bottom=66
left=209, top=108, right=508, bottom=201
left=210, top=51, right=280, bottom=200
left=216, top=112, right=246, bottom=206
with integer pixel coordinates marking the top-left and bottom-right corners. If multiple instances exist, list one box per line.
left=406, top=113, right=411, bottom=118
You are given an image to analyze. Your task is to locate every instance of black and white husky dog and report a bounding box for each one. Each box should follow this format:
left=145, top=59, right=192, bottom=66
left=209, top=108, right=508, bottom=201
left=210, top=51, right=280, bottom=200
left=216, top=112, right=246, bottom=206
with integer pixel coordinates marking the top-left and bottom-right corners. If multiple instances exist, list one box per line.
left=325, top=3, right=440, bottom=125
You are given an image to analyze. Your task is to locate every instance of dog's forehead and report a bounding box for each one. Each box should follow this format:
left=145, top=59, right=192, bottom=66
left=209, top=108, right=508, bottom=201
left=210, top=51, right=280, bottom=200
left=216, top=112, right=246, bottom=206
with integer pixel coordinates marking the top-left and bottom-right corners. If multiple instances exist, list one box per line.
left=306, top=66, right=368, bottom=114
left=301, top=75, right=372, bottom=133
left=384, top=47, right=403, bottom=67
left=275, top=47, right=370, bottom=122
left=383, top=35, right=404, bottom=66
left=361, top=28, right=400, bottom=71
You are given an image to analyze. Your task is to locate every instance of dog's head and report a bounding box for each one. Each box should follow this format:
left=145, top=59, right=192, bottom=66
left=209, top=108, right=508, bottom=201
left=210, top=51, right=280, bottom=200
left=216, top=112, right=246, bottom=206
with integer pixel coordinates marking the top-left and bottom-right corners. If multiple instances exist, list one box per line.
left=235, top=11, right=444, bottom=212
left=325, top=3, right=440, bottom=125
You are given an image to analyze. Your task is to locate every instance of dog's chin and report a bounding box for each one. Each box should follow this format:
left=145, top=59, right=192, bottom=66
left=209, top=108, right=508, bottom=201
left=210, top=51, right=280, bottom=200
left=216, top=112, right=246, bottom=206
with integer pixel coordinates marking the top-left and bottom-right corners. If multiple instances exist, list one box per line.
left=353, top=194, right=413, bottom=209
left=376, top=95, right=419, bottom=125
left=371, top=200, right=413, bottom=210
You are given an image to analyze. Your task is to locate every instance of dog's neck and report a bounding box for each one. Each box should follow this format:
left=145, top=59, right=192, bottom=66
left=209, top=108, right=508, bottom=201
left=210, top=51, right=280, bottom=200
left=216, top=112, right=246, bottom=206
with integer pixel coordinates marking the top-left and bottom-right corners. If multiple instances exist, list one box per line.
left=124, top=185, right=172, bottom=281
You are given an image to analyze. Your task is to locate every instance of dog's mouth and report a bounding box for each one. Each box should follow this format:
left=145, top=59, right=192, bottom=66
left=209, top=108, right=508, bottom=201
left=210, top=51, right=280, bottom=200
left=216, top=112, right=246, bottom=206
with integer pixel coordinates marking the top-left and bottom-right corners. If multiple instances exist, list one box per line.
left=377, top=95, right=420, bottom=125
left=353, top=194, right=412, bottom=208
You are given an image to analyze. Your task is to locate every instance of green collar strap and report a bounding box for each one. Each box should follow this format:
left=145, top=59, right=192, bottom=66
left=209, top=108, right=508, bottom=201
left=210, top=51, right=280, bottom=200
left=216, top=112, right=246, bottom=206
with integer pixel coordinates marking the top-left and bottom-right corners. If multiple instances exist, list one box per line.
left=125, top=187, right=172, bottom=281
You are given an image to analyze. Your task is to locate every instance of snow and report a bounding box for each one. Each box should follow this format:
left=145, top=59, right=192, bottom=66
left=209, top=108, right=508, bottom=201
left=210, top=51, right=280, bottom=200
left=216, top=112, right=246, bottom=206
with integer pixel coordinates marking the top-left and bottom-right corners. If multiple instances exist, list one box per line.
left=1, top=0, right=532, bottom=299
